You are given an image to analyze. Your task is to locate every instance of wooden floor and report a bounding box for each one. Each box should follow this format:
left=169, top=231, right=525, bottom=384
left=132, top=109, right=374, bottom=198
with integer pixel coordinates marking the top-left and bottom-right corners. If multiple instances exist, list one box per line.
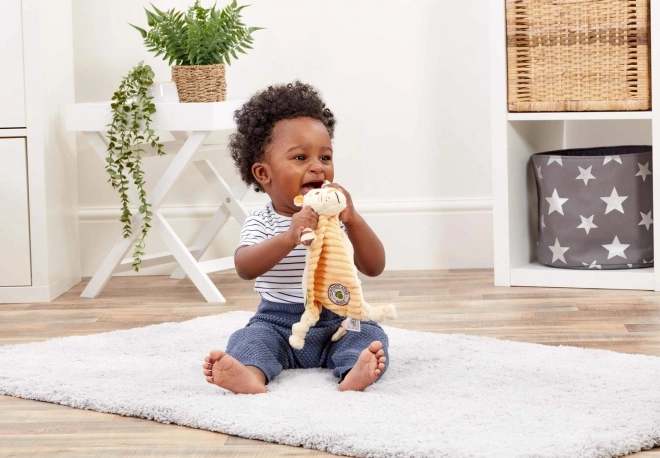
left=2, top=269, right=660, bottom=457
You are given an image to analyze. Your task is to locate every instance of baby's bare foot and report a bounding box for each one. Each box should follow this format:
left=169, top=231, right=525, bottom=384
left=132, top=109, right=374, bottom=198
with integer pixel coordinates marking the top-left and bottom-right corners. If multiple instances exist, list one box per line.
left=203, top=350, right=267, bottom=394
left=338, top=341, right=386, bottom=392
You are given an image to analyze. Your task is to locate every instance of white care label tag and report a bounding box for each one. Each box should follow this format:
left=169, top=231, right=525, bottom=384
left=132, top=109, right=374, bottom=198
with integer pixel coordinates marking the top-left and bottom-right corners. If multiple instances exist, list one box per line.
left=346, top=318, right=361, bottom=332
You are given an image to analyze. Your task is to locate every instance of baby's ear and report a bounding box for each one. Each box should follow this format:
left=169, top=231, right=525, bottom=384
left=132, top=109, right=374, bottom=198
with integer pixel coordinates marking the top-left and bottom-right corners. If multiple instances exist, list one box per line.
left=294, top=195, right=304, bottom=207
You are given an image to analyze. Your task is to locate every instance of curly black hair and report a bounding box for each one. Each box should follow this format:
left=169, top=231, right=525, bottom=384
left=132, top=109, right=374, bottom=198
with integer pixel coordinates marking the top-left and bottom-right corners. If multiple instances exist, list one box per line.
left=229, top=81, right=336, bottom=192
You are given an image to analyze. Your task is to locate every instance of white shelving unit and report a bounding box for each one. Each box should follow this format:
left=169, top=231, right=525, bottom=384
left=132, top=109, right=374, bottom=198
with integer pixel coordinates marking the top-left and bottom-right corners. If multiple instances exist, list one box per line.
left=507, top=112, right=653, bottom=122
left=0, top=0, right=81, bottom=303
left=489, top=0, right=660, bottom=291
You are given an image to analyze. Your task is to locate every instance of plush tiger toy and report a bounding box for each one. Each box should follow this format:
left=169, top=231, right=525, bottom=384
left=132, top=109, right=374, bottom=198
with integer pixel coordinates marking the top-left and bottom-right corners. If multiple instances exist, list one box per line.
left=289, top=182, right=397, bottom=350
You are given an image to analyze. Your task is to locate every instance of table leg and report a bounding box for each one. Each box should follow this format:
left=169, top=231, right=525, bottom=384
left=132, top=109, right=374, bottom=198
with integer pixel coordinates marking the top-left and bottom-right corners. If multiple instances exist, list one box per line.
left=170, top=160, right=250, bottom=280
left=169, top=205, right=231, bottom=280
left=81, top=130, right=212, bottom=298
left=153, top=212, right=226, bottom=302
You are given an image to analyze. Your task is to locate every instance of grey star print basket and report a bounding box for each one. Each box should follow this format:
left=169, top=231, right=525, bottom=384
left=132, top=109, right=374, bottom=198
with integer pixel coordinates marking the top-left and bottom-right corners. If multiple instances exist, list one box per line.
left=532, top=145, right=653, bottom=270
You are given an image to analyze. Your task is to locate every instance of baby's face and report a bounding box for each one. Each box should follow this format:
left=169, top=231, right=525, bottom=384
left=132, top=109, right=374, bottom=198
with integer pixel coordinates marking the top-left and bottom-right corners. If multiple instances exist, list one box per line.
left=262, top=117, right=335, bottom=211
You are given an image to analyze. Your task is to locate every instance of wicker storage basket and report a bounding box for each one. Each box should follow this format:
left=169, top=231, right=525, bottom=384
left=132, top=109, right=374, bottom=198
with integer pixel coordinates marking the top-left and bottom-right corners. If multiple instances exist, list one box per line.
left=506, top=0, right=650, bottom=112
left=532, top=145, right=653, bottom=269
left=171, top=64, right=227, bottom=103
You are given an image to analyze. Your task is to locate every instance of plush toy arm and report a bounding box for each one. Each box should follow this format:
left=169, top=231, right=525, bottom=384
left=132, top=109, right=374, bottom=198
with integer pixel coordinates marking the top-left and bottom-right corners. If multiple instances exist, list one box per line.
left=290, top=306, right=320, bottom=349
left=301, top=227, right=316, bottom=246
left=360, top=300, right=398, bottom=322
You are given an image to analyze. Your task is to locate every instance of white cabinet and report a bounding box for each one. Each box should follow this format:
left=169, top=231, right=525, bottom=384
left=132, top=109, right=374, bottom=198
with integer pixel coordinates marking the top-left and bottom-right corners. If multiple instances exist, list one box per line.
left=0, top=0, right=26, bottom=127
left=0, top=0, right=80, bottom=302
left=0, top=138, right=31, bottom=286
left=489, top=1, right=660, bottom=291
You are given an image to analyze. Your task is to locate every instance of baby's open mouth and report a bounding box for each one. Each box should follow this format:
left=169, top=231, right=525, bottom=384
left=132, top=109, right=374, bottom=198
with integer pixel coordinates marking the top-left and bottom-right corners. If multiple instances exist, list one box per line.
left=301, top=180, right=324, bottom=195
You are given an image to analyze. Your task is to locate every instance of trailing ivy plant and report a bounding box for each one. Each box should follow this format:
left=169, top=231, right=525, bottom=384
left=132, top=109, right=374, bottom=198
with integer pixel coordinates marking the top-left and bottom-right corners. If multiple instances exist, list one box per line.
left=106, top=61, right=165, bottom=271
left=131, top=0, right=262, bottom=66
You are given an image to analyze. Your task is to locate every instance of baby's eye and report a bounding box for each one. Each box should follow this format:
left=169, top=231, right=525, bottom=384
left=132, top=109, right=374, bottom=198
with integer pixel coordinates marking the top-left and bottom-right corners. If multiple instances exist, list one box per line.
left=321, top=155, right=332, bottom=161
left=293, top=155, right=306, bottom=161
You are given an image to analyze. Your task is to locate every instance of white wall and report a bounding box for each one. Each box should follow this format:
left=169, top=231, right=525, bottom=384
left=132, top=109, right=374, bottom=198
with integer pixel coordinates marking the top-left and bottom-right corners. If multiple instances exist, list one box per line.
left=72, top=0, right=493, bottom=276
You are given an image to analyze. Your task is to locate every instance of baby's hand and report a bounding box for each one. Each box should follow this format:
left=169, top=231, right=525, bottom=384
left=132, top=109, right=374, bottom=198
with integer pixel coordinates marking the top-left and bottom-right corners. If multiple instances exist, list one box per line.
left=325, top=183, right=357, bottom=225
left=287, top=206, right=319, bottom=246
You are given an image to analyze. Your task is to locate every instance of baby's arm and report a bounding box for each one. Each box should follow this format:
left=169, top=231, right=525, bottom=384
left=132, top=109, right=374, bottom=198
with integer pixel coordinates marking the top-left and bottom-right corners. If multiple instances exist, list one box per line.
left=344, top=214, right=385, bottom=277
left=234, top=235, right=297, bottom=280
left=234, top=207, right=318, bottom=280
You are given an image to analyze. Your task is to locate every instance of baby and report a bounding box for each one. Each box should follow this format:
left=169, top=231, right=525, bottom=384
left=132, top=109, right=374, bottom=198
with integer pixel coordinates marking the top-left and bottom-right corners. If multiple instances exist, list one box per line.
left=202, top=81, right=389, bottom=394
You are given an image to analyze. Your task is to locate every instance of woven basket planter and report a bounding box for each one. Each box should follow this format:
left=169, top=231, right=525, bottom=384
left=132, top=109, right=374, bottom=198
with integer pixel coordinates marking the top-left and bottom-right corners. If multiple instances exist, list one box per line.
left=506, top=0, right=650, bottom=112
left=532, top=146, right=653, bottom=269
left=171, top=64, right=227, bottom=103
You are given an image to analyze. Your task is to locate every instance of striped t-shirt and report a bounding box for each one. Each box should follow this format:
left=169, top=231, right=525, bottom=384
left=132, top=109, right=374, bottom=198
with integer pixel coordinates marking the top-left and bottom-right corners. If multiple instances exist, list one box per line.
left=237, top=202, right=345, bottom=304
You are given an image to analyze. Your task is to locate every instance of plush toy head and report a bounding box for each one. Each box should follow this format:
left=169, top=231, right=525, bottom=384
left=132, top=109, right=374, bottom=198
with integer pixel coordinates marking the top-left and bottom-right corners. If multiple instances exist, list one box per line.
left=294, top=181, right=347, bottom=216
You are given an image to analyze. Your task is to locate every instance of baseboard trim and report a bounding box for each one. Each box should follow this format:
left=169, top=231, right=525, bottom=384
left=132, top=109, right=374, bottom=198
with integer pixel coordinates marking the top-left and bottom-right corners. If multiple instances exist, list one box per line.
left=0, top=268, right=82, bottom=303
left=78, top=198, right=494, bottom=275
left=48, top=268, right=82, bottom=301
left=79, top=198, right=493, bottom=222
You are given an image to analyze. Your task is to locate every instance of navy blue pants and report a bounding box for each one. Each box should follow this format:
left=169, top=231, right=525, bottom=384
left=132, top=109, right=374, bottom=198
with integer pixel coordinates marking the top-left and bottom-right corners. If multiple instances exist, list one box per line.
left=225, top=299, right=389, bottom=383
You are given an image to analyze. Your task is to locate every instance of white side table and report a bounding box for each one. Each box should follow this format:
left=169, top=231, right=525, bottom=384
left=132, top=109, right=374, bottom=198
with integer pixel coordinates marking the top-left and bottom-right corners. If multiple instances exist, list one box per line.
left=65, top=100, right=249, bottom=302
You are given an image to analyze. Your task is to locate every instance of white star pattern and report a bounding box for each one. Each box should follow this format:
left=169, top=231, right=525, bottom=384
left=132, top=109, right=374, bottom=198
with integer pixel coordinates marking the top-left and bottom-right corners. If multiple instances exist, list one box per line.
left=636, top=162, right=652, bottom=182
left=581, top=260, right=602, bottom=269
left=549, top=238, right=569, bottom=263
left=546, top=189, right=569, bottom=215
left=600, top=188, right=628, bottom=214
left=627, top=264, right=633, bottom=268
left=547, top=156, right=563, bottom=166
left=602, top=236, right=630, bottom=260
left=536, top=165, right=543, bottom=179
left=540, top=214, right=546, bottom=231
left=577, top=215, right=597, bottom=234
left=576, top=166, right=596, bottom=185
left=603, top=155, right=622, bottom=165
left=639, top=210, right=653, bottom=230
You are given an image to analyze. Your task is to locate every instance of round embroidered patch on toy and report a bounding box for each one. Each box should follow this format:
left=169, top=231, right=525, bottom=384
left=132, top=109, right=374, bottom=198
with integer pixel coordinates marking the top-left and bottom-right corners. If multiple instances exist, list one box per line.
left=328, top=284, right=350, bottom=306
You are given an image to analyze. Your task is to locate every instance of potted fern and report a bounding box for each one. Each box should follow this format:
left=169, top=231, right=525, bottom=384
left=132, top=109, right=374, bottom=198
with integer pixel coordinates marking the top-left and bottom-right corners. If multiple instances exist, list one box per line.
left=131, top=0, right=262, bottom=103
left=104, top=1, right=260, bottom=271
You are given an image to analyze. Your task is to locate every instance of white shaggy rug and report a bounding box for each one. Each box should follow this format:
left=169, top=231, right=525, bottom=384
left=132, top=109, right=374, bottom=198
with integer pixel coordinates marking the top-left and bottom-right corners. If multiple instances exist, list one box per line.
left=1, top=311, right=660, bottom=458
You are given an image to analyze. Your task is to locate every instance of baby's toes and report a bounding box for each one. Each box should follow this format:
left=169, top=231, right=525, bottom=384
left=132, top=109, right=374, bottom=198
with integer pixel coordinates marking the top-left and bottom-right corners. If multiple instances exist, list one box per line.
left=375, top=349, right=385, bottom=358
left=205, top=350, right=224, bottom=366
left=203, top=357, right=216, bottom=380
left=209, top=350, right=224, bottom=361
left=368, top=341, right=383, bottom=354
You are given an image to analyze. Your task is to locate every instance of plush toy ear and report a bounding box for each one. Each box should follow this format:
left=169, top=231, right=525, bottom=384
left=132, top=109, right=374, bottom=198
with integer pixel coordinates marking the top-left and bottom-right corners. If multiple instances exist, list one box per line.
left=294, top=195, right=304, bottom=207
left=321, top=180, right=332, bottom=188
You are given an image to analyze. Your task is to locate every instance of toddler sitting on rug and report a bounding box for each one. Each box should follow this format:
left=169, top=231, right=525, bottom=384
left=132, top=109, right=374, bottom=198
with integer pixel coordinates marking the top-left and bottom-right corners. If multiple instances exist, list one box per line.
left=202, top=81, right=389, bottom=394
